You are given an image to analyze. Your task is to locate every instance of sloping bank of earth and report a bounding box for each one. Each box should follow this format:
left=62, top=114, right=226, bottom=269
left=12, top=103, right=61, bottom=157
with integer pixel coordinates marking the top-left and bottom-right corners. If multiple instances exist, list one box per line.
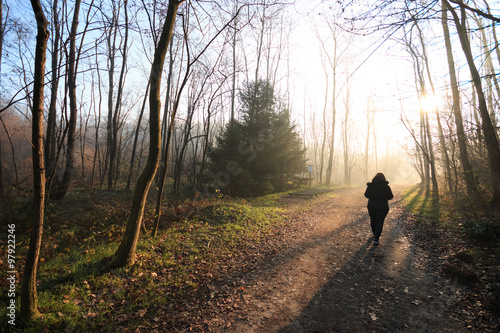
left=157, top=185, right=498, bottom=332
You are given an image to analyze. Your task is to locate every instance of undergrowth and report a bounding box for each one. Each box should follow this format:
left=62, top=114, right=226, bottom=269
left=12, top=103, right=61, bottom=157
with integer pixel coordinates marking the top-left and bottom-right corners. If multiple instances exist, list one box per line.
left=401, top=185, right=500, bottom=332
left=0, top=185, right=336, bottom=332
left=401, top=183, right=500, bottom=241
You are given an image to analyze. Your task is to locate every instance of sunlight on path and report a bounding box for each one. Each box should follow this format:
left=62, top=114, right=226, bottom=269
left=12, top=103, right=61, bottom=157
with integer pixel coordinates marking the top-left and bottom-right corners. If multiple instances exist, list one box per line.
left=217, top=187, right=466, bottom=332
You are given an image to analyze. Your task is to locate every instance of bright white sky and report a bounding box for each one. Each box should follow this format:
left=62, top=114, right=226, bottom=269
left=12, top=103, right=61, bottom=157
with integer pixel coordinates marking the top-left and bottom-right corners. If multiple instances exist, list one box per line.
left=288, top=1, right=417, bottom=151
left=280, top=0, right=482, bottom=183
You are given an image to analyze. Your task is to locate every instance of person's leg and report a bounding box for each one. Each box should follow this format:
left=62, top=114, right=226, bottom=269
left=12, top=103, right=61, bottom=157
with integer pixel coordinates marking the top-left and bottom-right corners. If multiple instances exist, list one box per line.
left=368, top=209, right=377, bottom=236
left=373, top=209, right=389, bottom=242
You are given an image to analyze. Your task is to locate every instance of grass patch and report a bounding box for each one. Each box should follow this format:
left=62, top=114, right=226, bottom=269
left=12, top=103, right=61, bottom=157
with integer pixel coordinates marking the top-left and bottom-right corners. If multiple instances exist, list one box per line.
left=401, top=184, right=441, bottom=222
left=401, top=183, right=500, bottom=241
left=1, top=186, right=339, bottom=331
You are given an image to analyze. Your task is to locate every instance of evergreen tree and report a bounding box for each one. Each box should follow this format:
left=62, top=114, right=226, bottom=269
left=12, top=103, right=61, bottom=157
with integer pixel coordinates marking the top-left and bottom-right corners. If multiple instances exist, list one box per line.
left=207, top=79, right=306, bottom=196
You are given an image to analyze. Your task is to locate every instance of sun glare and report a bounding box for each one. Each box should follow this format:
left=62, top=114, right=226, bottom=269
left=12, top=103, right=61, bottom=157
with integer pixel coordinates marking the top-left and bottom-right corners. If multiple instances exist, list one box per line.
left=419, top=93, right=438, bottom=112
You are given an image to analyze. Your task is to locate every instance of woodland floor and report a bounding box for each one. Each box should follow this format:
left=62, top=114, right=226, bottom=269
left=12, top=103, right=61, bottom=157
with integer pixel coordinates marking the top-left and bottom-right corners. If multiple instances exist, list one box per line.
left=152, top=185, right=499, bottom=332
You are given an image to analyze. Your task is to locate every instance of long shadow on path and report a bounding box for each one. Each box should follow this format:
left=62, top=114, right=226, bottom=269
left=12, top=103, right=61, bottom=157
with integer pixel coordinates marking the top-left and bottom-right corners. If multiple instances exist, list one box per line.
left=277, top=209, right=466, bottom=333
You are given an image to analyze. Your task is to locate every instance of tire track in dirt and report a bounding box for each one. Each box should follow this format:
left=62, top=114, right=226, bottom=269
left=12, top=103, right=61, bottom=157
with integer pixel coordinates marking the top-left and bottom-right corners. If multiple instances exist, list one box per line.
left=215, top=186, right=467, bottom=332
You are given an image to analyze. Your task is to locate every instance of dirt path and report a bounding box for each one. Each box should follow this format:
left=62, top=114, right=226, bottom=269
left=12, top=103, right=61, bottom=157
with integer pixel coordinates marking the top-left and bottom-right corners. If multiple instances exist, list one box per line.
left=200, top=186, right=468, bottom=332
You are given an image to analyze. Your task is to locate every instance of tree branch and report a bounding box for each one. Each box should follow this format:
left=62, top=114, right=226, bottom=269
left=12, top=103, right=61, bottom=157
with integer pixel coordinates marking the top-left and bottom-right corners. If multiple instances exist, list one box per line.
left=448, top=0, right=500, bottom=23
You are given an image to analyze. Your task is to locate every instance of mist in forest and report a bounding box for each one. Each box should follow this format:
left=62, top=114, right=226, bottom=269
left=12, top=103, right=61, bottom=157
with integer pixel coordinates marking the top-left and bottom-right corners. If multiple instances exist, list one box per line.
left=0, top=0, right=499, bottom=203
left=3, top=0, right=500, bottom=326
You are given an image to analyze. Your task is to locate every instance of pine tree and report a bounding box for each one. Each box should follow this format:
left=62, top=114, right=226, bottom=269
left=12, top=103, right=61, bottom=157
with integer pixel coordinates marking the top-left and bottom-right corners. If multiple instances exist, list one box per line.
left=207, top=79, right=306, bottom=196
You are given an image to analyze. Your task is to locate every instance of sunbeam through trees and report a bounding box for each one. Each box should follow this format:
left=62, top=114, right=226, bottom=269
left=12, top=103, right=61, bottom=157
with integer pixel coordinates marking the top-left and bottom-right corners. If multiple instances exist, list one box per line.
left=0, top=0, right=499, bottom=330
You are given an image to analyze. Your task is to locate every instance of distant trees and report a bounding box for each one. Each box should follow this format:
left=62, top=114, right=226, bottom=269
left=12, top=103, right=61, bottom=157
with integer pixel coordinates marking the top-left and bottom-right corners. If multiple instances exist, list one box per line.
left=1, top=0, right=497, bottom=205
left=104, top=0, right=130, bottom=189
left=311, top=8, right=353, bottom=186
left=208, top=79, right=306, bottom=197
left=340, top=0, right=500, bottom=206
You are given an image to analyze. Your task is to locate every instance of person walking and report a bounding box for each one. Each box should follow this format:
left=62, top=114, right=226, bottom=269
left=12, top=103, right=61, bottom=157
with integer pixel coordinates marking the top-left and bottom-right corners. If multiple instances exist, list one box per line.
left=364, top=172, right=394, bottom=245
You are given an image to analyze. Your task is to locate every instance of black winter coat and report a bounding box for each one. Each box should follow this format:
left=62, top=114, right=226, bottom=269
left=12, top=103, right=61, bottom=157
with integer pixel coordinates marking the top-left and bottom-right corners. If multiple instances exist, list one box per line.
left=364, top=180, right=394, bottom=210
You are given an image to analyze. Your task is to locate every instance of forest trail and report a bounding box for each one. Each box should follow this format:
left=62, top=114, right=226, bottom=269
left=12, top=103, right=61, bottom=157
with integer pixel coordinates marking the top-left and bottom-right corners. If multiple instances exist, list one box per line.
left=199, top=185, right=468, bottom=332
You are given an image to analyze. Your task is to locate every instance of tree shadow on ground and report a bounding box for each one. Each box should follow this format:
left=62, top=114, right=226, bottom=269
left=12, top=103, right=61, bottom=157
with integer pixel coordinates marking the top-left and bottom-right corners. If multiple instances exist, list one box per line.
left=402, top=183, right=441, bottom=219
left=276, top=211, right=462, bottom=333
left=37, top=256, right=114, bottom=292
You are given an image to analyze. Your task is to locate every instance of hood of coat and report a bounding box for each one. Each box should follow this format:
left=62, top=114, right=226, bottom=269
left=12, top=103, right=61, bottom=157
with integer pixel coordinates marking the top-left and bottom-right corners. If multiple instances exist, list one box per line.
left=366, top=180, right=389, bottom=186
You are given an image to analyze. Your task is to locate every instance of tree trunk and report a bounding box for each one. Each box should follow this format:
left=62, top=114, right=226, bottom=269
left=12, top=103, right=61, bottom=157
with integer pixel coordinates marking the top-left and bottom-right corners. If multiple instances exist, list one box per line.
left=325, top=31, right=338, bottom=186
left=126, top=82, right=150, bottom=191
left=106, top=2, right=118, bottom=189
left=152, top=35, right=191, bottom=237
left=108, top=0, right=185, bottom=267
left=230, top=0, right=238, bottom=123
left=112, top=0, right=129, bottom=187
left=319, top=79, right=327, bottom=184
left=254, top=4, right=266, bottom=83
left=445, top=0, right=500, bottom=206
left=0, top=0, right=3, bottom=194
left=490, top=4, right=500, bottom=68
left=173, top=102, right=195, bottom=192
left=416, top=19, right=453, bottom=193
left=406, top=31, right=432, bottom=195
left=325, top=98, right=336, bottom=185
left=0, top=117, right=18, bottom=185
left=21, top=0, right=48, bottom=321
left=53, top=0, right=82, bottom=199
left=425, top=111, right=440, bottom=203
left=342, top=79, right=352, bottom=185
left=365, top=101, right=374, bottom=181
left=92, top=41, right=103, bottom=186
left=45, top=0, right=60, bottom=194
left=441, top=1, right=476, bottom=196
left=0, top=133, right=2, bottom=194
left=474, top=14, right=500, bottom=128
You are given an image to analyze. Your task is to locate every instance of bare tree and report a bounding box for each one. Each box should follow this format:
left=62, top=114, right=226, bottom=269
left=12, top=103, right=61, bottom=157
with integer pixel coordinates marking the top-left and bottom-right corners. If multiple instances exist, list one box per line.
left=103, top=0, right=130, bottom=189
left=318, top=70, right=328, bottom=183
left=91, top=41, right=104, bottom=185
left=230, top=0, right=239, bottom=123
left=107, top=0, right=186, bottom=268
left=441, top=0, right=476, bottom=196
left=315, top=16, right=349, bottom=185
left=0, top=116, right=17, bottom=186
left=125, top=0, right=159, bottom=191
left=152, top=4, right=242, bottom=236
left=342, top=76, right=352, bottom=185
left=414, top=18, right=453, bottom=193
left=53, top=0, right=96, bottom=198
left=44, top=0, right=62, bottom=194
left=21, top=0, right=48, bottom=321
left=195, top=74, right=229, bottom=190
left=365, top=97, right=375, bottom=181
left=405, top=24, right=439, bottom=202
left=0, top=0, right=6, bottom=194
left=126, top=82, right=150, bottom=191
left=443, top=0, right=500, bottom=206
left=473, top=14, right=500, bottom=127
